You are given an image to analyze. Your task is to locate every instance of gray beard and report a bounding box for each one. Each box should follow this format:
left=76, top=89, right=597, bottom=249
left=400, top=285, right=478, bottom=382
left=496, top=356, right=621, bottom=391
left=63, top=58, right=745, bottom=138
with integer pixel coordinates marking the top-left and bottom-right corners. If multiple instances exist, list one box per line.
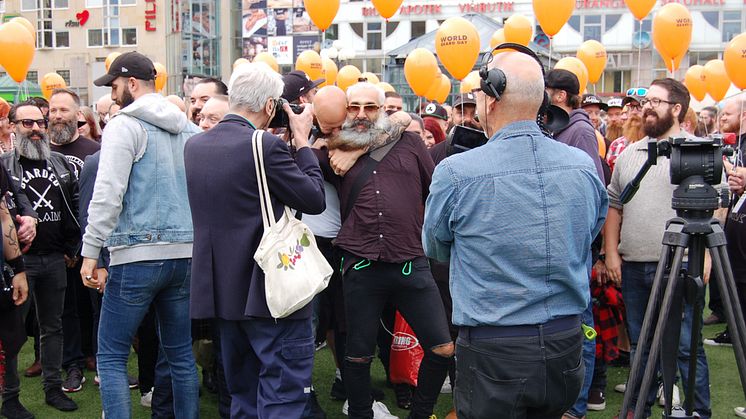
left=337, top=116, right=391, bottom=150
left=16, top=131, right=51, bottom=161
left=49, top=120, right=77, bottom=145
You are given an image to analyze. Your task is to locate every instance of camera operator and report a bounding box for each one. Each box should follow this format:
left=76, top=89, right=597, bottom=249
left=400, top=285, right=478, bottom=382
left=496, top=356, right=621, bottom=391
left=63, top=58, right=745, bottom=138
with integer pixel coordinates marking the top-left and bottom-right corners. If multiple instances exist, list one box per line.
left=423, top=50, right=607, bottom=419
left=605, top=78, right=712, bottom=419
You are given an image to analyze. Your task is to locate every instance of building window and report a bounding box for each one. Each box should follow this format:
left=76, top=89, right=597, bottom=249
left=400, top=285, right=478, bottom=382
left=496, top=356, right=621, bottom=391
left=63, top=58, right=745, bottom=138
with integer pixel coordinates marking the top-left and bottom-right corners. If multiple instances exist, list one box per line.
left=411, top=21, right=426, bottom=39
left=0, top=1, right=5, bottom=12
left=121, top=0, right=135, bottom=5
left=691, top=51, right=720, bottom=66
left=57, top=70, right=70, bottom=85
left=366, top=21, right=382, bottom=51
left=86, top=0, right=102, bottom=6
left=55, top=31, right=70, bottom=48
left=723, top=10, right=742, bottom=42
left=568, top=14, right=621, bottom=41
left=22, top=0, right=36, bottom=11
left=53, top=0, right=68, bottom=8
left=583, top=15, right=602, bottom=41
left=605, top=14, right=622, bottom=31
left=87, top=28, right=103, bottom=47
left=122, top=28, right=136, bottom=45
left=702, top=11, right=719, bottom=29
left=26, top=71, right=38, bottom=84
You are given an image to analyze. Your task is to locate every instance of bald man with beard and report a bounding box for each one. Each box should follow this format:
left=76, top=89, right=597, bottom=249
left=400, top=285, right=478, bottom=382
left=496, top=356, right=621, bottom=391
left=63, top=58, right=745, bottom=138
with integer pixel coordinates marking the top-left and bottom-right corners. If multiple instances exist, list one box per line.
left=424, top=50, right=607, bottom=418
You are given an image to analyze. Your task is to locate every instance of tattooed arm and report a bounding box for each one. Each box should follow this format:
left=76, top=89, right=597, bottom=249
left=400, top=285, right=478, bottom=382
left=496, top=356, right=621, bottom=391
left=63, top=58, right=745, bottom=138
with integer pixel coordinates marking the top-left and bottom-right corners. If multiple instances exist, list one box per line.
left=0, top=196, right=27, bottom=305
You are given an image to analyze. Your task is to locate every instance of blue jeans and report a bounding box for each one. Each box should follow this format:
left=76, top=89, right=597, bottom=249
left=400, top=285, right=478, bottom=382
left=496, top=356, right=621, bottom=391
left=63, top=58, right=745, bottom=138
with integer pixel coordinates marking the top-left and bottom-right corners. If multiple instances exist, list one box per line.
left=622, top=262, right=711, bottom=418
left=567, top=302, right=595, bottom=417
left=97, top=259, right=198, bottom=419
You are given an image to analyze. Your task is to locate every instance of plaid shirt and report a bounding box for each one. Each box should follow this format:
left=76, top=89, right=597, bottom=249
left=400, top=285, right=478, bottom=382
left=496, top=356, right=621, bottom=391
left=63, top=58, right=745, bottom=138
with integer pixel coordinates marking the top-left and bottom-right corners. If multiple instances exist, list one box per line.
left=591, top=278, right=624, bottom=362
left=606, top=136, right=628, bottom=172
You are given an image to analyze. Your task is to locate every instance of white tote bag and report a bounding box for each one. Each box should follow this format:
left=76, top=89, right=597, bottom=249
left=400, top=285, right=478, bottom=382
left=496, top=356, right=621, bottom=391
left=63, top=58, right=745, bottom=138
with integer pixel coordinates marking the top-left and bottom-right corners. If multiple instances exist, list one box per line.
left=251, top=130, right=333, bottom=318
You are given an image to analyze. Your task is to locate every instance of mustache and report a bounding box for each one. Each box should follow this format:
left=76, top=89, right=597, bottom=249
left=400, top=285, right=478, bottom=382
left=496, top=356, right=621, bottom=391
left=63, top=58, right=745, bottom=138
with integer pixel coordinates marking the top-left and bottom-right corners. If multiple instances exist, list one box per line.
left=344, top=118, right=375, bottom=130
left=643, top=110, right=658, bottom=119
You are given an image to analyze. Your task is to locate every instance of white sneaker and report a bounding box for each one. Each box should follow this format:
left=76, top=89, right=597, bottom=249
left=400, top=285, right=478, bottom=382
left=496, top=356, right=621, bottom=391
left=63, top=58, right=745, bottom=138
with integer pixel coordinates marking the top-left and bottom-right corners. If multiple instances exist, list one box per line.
left=441, top=376, right=452, bottom=394
left=141, top=388, right=153, bottom=408
left=735, top=406, right=746, bottom=418
left=657, top=383, right=681, bottom=407
left=342, top=400, right=399, bottom=419
left=614, top=382, right=626, bottom=393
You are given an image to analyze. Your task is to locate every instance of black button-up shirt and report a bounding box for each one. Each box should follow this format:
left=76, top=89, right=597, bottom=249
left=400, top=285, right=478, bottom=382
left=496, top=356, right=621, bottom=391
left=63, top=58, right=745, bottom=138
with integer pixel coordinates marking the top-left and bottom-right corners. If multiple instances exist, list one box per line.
left=314, top=131, right=434, bottom=263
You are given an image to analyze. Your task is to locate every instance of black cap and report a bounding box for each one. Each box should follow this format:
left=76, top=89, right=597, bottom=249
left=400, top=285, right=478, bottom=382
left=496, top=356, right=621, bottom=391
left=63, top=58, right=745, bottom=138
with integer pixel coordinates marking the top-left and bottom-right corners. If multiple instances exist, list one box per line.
left=282, top=70, right=324, bottom=102
left=545, top=69, right=580, bottom=96
left=422, top=102, right=448, bottom=121
left=453, top=92, right=476, bottom=109
left=581, top=94, right=608, bottom=111
left=94, top=52, right=156, bottom=87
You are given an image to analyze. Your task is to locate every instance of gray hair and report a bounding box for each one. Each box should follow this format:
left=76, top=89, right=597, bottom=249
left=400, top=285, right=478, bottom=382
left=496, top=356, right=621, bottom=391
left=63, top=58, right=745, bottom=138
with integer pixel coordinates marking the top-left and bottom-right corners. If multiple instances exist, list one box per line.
left=409, top=112, right=424, bottom=131
left=228, top=63, right=284, bottom=112
left=346, top=82, right=385, bottom=106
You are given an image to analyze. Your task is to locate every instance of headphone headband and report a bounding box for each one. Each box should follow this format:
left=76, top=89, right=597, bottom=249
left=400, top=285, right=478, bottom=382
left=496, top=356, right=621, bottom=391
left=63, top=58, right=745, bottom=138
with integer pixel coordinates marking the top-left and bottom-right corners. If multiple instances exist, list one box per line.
left=483, top=42, right=545, bottom=76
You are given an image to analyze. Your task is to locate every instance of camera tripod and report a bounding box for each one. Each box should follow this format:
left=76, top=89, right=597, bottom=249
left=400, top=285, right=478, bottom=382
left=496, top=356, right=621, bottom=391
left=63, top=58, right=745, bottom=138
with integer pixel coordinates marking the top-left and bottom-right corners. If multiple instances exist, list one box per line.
left=619, top=179, right=746, bottom=418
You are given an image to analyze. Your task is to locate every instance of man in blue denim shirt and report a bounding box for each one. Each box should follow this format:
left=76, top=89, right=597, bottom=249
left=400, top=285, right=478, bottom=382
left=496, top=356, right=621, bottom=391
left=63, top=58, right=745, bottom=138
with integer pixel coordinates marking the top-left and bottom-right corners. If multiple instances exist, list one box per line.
left=423, top=50, right=608, bottom=419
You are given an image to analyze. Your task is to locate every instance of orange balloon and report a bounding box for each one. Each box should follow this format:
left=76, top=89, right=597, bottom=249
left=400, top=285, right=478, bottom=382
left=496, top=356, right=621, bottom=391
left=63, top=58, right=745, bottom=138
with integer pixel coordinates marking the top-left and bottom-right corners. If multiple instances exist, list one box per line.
left=490, top=29, right=506, bottom=50
left=105, top=52, right=121, bottom=72
left=684, top=65, right=707, bottom=102
left=576, top=40, right=607, bottom=84
left=652, top=3, right=692, bottom=67
left=435, top=17, right=480, bottom=80
left=304, top=0, right=339, bottom=31
left=254, top=52, right=279, bottom=72
left=504, top=15, right=533, bottom=47
left=10, top=17, right=35, bottom=45
left=0, top=21, right=36, bottom=83
left=532, top=0, right=574, bottom=37
left=295, top=50, right=323, bottom=81
left=233, top=58, right=250, bottom=70
left=337, top=65, right=361, bottom=92
left=624, top=0, right=656, bottom=20
left=663, top=53, right=685, bottom=73
left=703, top=59, right=730, bottom=102
left=434, top=74, right=452, bottom=104
left=154, top=62, right=167, bottom=92
left=361, top=72, right=380, bottom=85
left=40, top=73, right=66, bottom=100
left=371, top=0, right=403, bottom=19
left=460, top=71, right=481, bottom=94
left=377, top=82, right=395, bottom=93
left=404, top=48, right=439, bottom=96
left=724, top=32, right=746, bottom=90
left=319, top=57, right=338, bottom=87
left=555, top=57, right=588, bottom=95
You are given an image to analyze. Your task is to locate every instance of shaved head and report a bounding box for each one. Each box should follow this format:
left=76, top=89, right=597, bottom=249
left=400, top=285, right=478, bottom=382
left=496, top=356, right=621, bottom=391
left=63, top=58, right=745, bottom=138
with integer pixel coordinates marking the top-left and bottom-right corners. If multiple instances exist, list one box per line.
left=313, top=85, right=348, bottom=137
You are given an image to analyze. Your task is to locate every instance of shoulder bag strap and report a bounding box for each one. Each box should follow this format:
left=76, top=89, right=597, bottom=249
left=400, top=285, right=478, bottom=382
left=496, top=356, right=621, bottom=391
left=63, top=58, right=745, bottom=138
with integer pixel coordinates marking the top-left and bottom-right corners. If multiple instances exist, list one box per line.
left=341, top=137, right=401, bottom=222
left=253, top=129, right=274, bottom=229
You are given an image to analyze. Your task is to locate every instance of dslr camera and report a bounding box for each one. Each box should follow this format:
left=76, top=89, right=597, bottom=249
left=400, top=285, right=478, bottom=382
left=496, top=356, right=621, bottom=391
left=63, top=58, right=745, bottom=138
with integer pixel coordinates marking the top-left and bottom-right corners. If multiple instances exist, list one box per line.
left=269, top=98, right=304, bottom=129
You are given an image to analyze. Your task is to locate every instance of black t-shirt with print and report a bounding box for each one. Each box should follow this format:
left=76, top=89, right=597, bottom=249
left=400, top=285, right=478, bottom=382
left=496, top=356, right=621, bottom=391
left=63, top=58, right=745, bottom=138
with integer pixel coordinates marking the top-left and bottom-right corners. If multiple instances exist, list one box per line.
left=19, top=157, right=65, bottom=255
left=726, top=138, right=746, bottom=282
left=51, top=136, right=100, bottom=180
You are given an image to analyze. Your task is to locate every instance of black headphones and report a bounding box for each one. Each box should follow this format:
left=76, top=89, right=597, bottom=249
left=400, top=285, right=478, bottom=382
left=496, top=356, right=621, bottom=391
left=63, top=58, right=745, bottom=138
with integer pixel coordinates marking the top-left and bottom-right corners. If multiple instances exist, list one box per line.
left=478, top=42, right=546, bottom=101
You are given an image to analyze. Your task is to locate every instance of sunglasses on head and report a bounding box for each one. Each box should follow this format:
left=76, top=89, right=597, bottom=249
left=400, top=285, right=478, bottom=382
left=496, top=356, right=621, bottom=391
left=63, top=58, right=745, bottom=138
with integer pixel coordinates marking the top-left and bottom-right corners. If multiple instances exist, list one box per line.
left=626, top=87, right=648, bottom=97
left=14, top=119, right=47, bottom=129
left=77, top=120, right=87, bottom=128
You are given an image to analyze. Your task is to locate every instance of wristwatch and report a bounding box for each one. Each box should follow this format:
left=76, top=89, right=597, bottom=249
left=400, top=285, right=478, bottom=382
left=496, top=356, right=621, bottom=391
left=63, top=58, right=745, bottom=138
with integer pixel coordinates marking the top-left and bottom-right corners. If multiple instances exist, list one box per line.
left=598, top=254, right=606, bottom=262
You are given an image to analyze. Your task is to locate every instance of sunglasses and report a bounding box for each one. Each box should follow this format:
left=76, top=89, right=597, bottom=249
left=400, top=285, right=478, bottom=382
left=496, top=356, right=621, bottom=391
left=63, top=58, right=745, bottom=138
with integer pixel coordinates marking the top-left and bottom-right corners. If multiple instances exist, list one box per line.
left=77, top=120, right=87, bottom=128
left=626, top=87, right=648, bottom=97
left=347, top=104, right=380, bottom=114
left=14, top=119, right=48, bottom=129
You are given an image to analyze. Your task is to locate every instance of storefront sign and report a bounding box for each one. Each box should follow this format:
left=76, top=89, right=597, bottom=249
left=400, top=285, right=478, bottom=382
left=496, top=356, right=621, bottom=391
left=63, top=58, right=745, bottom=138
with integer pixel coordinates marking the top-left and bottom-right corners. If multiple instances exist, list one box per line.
left=577, top=0, right=726, bottom=7
left=145, top=0, right=156, bottom=32
left=269, top=36, right=293, bottom=65
left=362, top=2, right=514, bottom=17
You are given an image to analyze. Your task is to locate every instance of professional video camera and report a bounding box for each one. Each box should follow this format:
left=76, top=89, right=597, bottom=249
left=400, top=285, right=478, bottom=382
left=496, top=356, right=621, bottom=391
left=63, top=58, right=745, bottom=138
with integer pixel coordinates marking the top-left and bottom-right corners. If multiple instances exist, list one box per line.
left=269, top=98, right=304, bottom=129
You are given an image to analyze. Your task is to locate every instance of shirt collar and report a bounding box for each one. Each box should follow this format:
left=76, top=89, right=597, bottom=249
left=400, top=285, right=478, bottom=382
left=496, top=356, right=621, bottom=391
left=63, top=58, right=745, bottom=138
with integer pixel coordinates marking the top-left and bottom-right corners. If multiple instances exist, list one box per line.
left=488, top=120, right=542, bottom=143
left=225, top=113, right=257, bottom=129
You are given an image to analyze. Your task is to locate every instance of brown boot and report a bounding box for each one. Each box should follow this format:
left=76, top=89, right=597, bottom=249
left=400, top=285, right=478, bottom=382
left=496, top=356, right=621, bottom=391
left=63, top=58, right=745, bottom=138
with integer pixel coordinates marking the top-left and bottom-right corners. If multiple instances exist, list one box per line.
left=23, top=359, right=41, bottom=377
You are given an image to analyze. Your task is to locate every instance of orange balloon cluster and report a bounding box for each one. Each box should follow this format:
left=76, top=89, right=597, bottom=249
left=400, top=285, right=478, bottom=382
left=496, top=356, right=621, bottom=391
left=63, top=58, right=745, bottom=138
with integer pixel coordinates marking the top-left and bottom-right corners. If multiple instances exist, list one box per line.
left=303, top=0, right=339, bottom=31
left=532, top=0, right=574, bottom=37
left=40, top=73, right=66, bottom=100
left=576, top=40, right=607, bottom=84
left=0, top=19, right=36, bottom=83
left=724, top=33, right=746, bottom=90
left=296, top=50, right=323, bottom=80
left=404, top=48, right=439, bottom=96
left=652, top=3, right=692, bottom=72
left=435, top=17, right=480, bottom=80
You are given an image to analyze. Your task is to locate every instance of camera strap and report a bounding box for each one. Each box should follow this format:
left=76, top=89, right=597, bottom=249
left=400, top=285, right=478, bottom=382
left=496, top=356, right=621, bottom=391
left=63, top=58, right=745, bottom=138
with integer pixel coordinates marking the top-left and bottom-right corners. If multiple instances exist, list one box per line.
left=341, top=137, right=401, bottom=223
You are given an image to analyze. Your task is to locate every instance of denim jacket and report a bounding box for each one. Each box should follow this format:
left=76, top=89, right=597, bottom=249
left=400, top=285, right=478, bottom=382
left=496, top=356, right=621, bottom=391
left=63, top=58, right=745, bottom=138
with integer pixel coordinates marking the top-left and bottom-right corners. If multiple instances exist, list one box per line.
left=423, top=121, right=608, bottom=327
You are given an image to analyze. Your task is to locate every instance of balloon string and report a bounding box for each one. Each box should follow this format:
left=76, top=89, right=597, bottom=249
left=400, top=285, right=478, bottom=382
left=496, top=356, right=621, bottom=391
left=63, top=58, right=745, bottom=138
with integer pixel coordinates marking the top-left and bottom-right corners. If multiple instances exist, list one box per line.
left=670, top=58, right=674, bottom=78
left=739, top=89, right=745, bottom=169
left=636, top=19, right=642, bottom=87
left=548, top=37, right=553, bottom=68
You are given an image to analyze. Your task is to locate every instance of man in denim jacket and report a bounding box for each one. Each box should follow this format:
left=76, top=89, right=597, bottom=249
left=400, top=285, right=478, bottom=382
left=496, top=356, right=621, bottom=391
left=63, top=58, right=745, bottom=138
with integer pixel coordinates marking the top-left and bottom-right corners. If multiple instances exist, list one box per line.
left=423, top=50, right=608, bottom=419
left=80, top=52, right=202, bottom=419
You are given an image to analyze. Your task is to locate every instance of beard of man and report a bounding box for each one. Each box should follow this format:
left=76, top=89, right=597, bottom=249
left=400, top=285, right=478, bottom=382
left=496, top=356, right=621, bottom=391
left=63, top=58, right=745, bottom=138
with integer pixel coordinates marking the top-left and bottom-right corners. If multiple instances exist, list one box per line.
left=49, top=118, right=77, bottom=145
left=16, top=129, right=51, bottom=161
left=622, top=114, right=645, bottom=143
left=643, top=107, right=675, bottom=140
left=329, top=113, right=392, bottom=151
left=118, top=85, right=135, bottom=108
left=606, top=119, right=624, bottom=142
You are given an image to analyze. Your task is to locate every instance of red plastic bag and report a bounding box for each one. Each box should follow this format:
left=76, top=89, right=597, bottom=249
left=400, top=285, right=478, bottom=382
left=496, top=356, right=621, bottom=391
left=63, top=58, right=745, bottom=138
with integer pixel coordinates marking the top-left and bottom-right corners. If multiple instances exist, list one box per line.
left=389, top=311, right=424, bottom=386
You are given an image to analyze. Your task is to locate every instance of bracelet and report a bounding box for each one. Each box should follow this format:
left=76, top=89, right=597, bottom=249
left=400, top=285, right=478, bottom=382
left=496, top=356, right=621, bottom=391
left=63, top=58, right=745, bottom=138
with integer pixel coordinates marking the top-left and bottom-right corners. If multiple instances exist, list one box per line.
left=598, top=254, right=606, bottom=262
left=6, top=256, right=25, bottom=274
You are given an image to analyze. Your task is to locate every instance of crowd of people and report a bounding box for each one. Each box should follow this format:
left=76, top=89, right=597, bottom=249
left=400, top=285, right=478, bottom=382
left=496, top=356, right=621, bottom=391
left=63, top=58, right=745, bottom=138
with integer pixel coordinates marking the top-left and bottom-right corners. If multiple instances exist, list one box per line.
left=0, top=46, right=743, bottom=419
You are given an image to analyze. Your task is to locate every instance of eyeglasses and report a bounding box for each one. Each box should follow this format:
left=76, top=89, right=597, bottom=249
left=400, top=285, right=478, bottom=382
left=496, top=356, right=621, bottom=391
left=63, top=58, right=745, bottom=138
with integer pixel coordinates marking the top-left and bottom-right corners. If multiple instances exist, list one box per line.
left=626, top=87, right=648, bottom=97
left=13, top=119, right=48, bottom=129
left=640, top=97, right=675, bottom=108
left=77, top=120, right=87, bottom=128
left=347, top=104, right=380, bottom=114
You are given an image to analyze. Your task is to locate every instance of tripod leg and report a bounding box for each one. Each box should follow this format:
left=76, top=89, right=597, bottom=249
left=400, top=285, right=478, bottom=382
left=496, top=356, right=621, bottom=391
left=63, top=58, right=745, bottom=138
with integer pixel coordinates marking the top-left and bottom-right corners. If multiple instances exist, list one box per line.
left=661, top=267, right=687, bottom=416
left=634, top=246, right=686, bottom=419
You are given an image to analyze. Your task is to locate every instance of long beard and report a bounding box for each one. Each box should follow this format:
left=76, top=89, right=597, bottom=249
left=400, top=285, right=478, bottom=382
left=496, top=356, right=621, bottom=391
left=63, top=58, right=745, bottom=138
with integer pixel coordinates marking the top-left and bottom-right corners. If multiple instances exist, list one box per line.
left=49, top=119, right=77, bottom=145
left=606, top=120, right=624, bottom=142
left=623, top=115, right=645, bottom=143
left=16, top=130, right=50, bottom=161
left=328, top=116, right=391, bottom=151
left=643, top=109, right=675, bottom=140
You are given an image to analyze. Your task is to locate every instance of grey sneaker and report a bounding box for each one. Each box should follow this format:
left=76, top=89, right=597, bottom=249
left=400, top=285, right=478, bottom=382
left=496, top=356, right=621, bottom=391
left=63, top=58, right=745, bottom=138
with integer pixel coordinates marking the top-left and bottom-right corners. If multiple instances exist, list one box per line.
left=62, top=367, right=86, bottom=393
